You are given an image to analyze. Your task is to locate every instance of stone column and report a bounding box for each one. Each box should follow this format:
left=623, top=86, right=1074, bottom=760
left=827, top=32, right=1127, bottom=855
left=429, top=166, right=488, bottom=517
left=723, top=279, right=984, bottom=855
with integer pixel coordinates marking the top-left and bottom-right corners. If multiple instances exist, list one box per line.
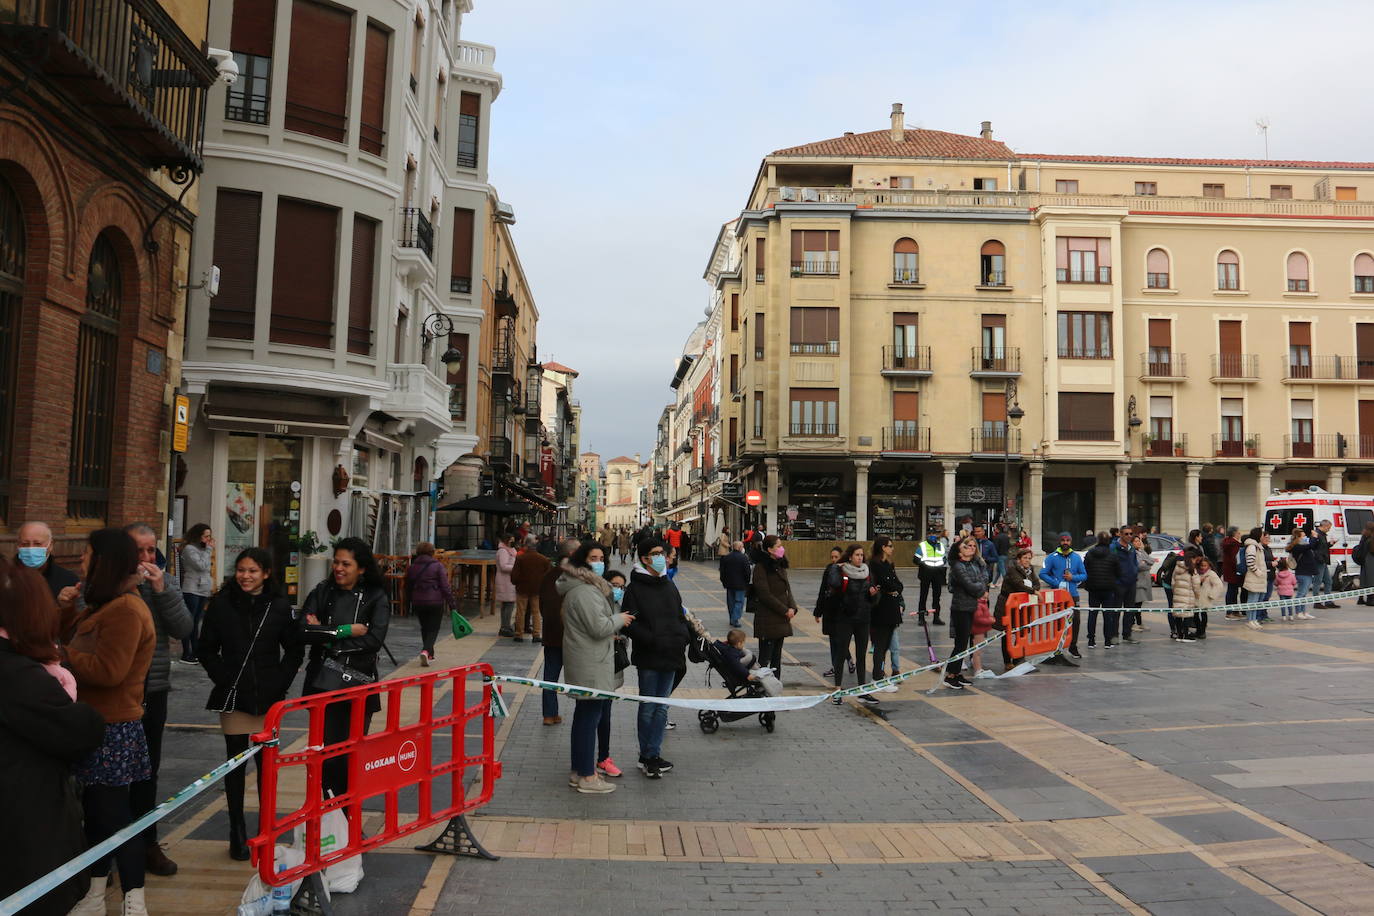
left=941, top=460, right=959, bottom=534
left=765, top=458, right=780, bottom=535
left=1256, top=464, right=1276, bottom=519
left=854, top=459, right=872, bottom=541
left=1114, top=463, right=1131, bottom=525
left=1328, top=465, right=1346, bottom=493
left=1184, top=464, right=1203, bottom=534
left=1027, top=460, right=1045, bottom=551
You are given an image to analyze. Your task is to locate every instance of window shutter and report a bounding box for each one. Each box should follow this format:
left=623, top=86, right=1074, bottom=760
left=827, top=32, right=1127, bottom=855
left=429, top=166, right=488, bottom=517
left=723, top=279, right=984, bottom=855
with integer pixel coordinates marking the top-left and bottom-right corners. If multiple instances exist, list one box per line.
left=730, top=293, right=738, bottom=330
left=1356, top=253, right=1374, bottom=275
left=209, top=189, right=261, bottom=340
left=347, top=215, right=376, bottom=355
left=450, top=207, right=474, bottom=286
left=286, top=0, right=351, bottom=142
left=359, top=23, right=389, bottom=156
left=803, top=230, right=825, bottom=252
left=1058, top=392, right=1112, bottom=436
left=1288, top=321, right=1311, bottom=347
left=754, top=313, right=764, bottom=350
left=981, top=314, right=1005, bottom=329
left=1357, top=323, right=1374, bottom=357
left=1055, top=237, right=1068, bottom=269
left=755, top=239, right=765, bottom=272
left=1149, top=396, right=1172, bottom=418
left=1148, top=318, right=1170, bottom=348
left=459, top=91, right=480, bottom=116
left=1146, top=248, right=1169, bottom=273
left=1218, top=320, right=1242, bottom=354
left=270, top=198, right=338, bottom=348
left=893, top=391, right=918, bottom=421
left=231, top=0, right=276, bottom=57
left=894, top=237, right=918, bottom=254
left=1218, top=250, right=1239, bottom=266
left=1337, top=187, right=1358, bottom=201
left=980, top=239, right=1004, bottom=256
left=789, top=230, right=803, bottom=263
left=826, top=230, right=839, bottom=253
left=1287, top=252, right=1309, bottom=281
left=982, top=392, right=1006, bottom=422
left=789, top=307, right=803, bottom=343
left=893, top=311, right=918, bottom=327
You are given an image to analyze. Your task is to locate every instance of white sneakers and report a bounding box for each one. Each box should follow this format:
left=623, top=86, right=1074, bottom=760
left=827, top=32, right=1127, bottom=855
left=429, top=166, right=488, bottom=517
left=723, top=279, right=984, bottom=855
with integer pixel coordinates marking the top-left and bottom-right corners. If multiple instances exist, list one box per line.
left=122, top=888, right=148, bottom=916
left=1247, top=620, right=1262, bottom=630
left=69, top=876, right=107, bottom=916
left=573, top=774, right=616, bottom=794
left=1297, top=612, right=1316, bottom=620
left=973, top=669, right=997, bottom=679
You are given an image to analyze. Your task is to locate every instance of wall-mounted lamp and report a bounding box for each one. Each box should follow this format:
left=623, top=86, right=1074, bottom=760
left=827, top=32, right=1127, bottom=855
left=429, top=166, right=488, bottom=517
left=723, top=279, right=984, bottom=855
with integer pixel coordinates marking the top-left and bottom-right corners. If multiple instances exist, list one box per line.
left=420, top=313, right=463, bottom=370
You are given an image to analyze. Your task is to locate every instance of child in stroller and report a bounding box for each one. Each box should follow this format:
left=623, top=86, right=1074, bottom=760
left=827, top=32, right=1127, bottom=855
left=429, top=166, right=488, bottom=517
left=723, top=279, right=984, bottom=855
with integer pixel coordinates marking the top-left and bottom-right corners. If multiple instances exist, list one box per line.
left=693, top=628, right=778, bottom=734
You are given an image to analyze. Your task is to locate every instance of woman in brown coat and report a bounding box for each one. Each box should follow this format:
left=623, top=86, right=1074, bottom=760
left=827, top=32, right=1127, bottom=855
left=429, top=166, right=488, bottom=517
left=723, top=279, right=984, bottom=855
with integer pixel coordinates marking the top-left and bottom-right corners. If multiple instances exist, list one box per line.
left=750, top=534, right=798, bottom=684
left=994, top=547, right=1038, bottom=670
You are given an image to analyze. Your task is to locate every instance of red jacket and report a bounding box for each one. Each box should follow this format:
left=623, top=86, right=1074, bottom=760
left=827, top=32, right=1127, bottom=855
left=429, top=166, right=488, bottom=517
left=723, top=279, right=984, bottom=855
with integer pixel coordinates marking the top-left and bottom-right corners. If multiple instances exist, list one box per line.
left=665, top=528, right=682, bottom=548
left=1221, top=536, right=1243, bottom=584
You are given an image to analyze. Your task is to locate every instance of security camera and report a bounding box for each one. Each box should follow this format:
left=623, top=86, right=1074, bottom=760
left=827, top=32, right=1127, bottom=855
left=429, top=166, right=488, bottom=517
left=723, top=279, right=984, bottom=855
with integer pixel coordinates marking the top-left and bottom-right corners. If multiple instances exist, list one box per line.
left=206, top=48, right=239, bottom=86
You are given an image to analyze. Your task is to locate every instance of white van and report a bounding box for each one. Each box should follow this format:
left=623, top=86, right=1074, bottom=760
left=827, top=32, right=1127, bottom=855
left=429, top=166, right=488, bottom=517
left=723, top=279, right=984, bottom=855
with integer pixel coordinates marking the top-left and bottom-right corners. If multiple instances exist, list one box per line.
left=1261, top=487, right=1374, bottom=576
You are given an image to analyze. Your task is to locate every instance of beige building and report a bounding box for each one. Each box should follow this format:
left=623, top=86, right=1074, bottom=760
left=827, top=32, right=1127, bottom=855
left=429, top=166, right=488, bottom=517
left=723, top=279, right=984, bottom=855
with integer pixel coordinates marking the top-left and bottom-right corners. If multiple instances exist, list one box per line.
left=604, top=455, right=651, bottom=529
left=720, top=104, right=1374, bottom=565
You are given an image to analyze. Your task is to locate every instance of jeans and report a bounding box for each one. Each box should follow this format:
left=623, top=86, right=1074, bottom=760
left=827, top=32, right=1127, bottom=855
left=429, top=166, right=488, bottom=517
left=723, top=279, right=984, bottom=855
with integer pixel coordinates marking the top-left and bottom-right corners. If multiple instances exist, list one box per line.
left=130, top=689, right=168, bottom=844
left=946, top=610, right=974, bottom=676
left=635, top=668, right=677, bottom=759
left=84, top=784, right=143, bottom=890
left=499, top=601, right=516, bottom=631
left=1292, top=574, right=1314, bottom=617
left=995, top=555, right=1007, bottom=582
left=1247, top=590, right=1265, bottom=622
left=885, top=627, right=901, bottom=672
left=829, top=615, right=870, bottom=687
left=571, top=698, right=611, bottom=777
left=542, top=646, right=564, bottom=718
left=181, top=592, right=207, bottom=659
left=1225, top=582, right=1241, bottom=608
left=412, top=602, right=444, bottom=655
left=757, top=636, right=785, bottom=679
left=725, top=588, right=747, bottom=627
left=1316, top=562, right=1334, bottom=599
left=1086, top=590, right=1121, bottom=644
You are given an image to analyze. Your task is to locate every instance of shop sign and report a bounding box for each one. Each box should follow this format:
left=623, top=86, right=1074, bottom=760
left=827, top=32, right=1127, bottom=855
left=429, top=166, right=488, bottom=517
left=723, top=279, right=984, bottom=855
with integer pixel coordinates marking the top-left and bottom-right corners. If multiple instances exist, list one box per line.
left=870, top=473, right=923, bottom=495
left=790, top=474, right=841, bottom=494
left=956, top=485, right=1002, bottom=503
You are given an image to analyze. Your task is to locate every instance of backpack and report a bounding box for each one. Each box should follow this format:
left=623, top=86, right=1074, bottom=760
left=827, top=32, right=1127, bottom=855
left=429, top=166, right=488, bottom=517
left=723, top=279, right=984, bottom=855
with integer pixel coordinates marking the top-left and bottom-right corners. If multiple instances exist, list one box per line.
left=1157, top=549, right=1182, bottom=589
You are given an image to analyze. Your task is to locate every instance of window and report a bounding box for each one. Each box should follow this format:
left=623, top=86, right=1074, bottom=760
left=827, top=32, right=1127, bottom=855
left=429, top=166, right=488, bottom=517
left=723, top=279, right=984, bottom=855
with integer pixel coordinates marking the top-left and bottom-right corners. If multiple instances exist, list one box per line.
left=0, top=177, right=23, bottom=524
left=755, top=239, right=765, bottom=282
left=789, top=307, right=839, bottom=354
left=893, top=312, right=918, bottom=359
left=981, top=391, right=1008, bottom=448
left=285, top=0, right=351, bottom=142
left=1055, top=179, right=1078, bottom=193
left=359, top=23, right=389, bottom=156
left=1358, top=323, right=1374, bottom=379
left=889, top=176, right=914, bottom=189
left=1146, top=247, right=1170, bottom=288
left=893, top=391, right=919, bottom=435
left=892, top=237, right=918, bottom=284
left=753, top=312, right=765, bottom=360
left=1148, top=396, right=1173, bottom=456
left=979, top=239, right=1006, bottom=286
left=1291, top=399, right=1314, bottom=457
left=209, top=189, right=261, bottom=340
left=68, top=233, right=122, bottom=522
left=1286, top=251, right=1310, bottom=291
left=1058, top=392, right=1114, bottom=441
left=1203, top=183, right=1225, bottom=198
left=433, top=74, right=444, bottom=141
left=447, top=332, right=468, bottom=419
left=1270, top=185, right=1293, bottom=199
left=1288, top=322, right=1311, bottom=378
left=1217, top=319, right=1245, bottom=377
left=1357, top=253, right=1374, bottom=293
left=457, top=92, right=480, bottom=168
left=728, top=353, right=737, bottom=394
left=270, top=198, right=338, bottom=348
left=226, top=0, right=274, bottom=123
left=1134, top=181, right=1157, bottom=196
left=1055, top=237, right=1111, bottom=283
left=449, top=207, right=474, bottom=292
left=752, top=393, right=763, bottom=438
left=1220, top=398, right=1244, bottom=455
left=1057, top=311, right=1112, bottom=358
left=789, top=388, right=838, bottom=436
left=1336, top=186, right=1358, bottom=201
left=1147, top=318, right=1173, bottom=375
left=1216, top=249, right=1240, bottom=290
left=410, top=12, right=423, bottom=93
left=729, top=293, right=738, bottom=332
left=790, top=229, right=839, bottom=276
left=973, top=178, right=997, bottom=190
left=980, top=314, right=1006, bottom=367
left=347, top=216, right=377, bottom=355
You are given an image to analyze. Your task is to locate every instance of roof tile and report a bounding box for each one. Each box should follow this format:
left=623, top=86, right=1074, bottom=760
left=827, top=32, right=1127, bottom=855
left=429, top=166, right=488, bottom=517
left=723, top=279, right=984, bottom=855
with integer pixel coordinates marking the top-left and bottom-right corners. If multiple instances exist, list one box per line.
left=1023, top=152, right=1374, bottom=170
left=772, top=128, right=1015, bottom=161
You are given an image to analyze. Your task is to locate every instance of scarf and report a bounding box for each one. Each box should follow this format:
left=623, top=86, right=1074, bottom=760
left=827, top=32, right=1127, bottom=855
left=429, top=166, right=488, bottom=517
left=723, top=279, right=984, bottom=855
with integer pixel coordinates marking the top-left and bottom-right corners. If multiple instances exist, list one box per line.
left=840, top=561, right=869, bottom=579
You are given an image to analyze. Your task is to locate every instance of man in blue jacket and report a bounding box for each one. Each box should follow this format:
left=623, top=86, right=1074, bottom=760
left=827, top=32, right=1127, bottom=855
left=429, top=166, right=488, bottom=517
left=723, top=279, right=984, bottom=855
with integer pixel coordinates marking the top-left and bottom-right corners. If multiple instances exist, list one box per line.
left=1039, top=531, right=1087, bottom=660
left=973, top=525, right=1001, bottom=585
left=718, top=540, right=752, bottom=628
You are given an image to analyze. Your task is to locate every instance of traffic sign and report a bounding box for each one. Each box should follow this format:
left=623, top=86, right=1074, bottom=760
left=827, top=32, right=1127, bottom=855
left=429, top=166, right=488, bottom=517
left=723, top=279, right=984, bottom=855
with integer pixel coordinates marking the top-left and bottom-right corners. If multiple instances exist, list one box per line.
left=172, top=395, right=190, bottom=453
left=745, top=489, right=763, bottom=507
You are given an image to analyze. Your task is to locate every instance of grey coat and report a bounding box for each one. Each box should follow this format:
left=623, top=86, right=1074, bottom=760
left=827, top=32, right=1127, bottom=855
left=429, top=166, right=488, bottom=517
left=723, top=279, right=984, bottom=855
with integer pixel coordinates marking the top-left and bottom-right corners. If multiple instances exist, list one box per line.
left=178, top=542, right=214, bottom=597
left=139, top=576, right=193, bottom=694
left=558, top=564, right=624, bottom=696
left=1135, top=552, right=1155, bottom=604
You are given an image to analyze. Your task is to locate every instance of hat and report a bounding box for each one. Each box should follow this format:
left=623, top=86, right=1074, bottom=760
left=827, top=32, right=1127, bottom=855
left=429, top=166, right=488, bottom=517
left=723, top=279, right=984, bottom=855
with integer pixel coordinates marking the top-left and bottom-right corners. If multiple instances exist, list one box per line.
left=1058, top=531, right=1072, bottom=539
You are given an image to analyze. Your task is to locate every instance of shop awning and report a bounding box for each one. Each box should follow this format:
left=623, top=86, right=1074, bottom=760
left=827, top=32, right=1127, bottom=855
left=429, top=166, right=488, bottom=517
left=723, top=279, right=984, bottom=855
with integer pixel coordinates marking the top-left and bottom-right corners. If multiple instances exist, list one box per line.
left=498, top=478, right=559, bottom=513
left=203, top=399, right=351, bottom=438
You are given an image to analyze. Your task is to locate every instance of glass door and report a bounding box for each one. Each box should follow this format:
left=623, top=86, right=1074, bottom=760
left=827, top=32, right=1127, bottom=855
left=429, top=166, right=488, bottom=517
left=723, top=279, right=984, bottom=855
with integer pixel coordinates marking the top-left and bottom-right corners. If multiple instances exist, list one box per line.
left=223, top=433, right=304, bottom=597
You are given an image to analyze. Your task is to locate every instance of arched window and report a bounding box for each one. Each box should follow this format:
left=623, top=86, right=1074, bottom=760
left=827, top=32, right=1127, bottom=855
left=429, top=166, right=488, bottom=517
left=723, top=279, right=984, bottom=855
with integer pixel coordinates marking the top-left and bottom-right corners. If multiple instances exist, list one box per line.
left=1355, top=253, right=1374, bottom=293
left=980, top=240, right=1006, bottom=286
left=413, top=455, right=429, bottom=487
left=68, top=232, right=122, bottom=523
left=1286, top=252, right=1310, bottom=292
left=892, top=237, right=918, bottom=284
left=1146, top=248, right=1170, bottom=289
left=1216, top=249, right=1240, bottom=291
left=0, top=176, right=25, bottom=524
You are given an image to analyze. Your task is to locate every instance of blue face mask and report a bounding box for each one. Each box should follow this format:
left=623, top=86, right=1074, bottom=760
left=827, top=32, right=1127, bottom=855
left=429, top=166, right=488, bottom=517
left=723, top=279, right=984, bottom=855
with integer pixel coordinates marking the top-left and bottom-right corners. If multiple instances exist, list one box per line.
left=611, top=586, right=625, bottom=603
left=590, top=561, right=605, bottom=576
left=650, top=555, right=667, bottom=574
left=927, top=536, right=938, bottom=545
left=17, top=547, right=47, bottom=569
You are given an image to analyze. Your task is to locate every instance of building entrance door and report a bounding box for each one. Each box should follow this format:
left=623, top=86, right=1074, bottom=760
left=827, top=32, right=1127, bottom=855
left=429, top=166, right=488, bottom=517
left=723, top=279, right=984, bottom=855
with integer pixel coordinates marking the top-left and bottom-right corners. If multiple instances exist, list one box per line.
left=225, top=432, right=305, bottom=598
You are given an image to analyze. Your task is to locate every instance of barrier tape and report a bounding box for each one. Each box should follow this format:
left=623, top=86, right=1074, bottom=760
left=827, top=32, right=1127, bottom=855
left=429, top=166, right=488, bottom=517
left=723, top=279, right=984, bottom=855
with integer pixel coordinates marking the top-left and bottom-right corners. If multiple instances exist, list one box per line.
left=1097, top=582, right=1374, bottom=616
left=1, top=742, right=266, bottom=915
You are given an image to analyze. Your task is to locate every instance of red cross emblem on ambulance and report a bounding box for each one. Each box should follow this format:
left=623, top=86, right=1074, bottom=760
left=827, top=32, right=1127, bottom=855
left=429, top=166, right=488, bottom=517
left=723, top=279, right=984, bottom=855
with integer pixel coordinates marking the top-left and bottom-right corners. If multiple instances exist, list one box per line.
left=1292, top=513, right=1308, bottom=528
left=1269, top=514, right=1284, bottom=528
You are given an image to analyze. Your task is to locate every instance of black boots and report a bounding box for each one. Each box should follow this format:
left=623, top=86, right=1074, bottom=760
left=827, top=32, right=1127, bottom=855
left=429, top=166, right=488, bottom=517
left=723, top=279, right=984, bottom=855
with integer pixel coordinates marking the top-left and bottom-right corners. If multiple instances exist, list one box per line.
left=229, top=814, right=251, bottom=861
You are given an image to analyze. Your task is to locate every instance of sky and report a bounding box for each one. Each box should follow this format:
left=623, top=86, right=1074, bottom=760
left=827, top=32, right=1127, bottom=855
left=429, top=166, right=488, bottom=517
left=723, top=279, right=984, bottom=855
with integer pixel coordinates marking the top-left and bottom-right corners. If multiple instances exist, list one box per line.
left=467, top=0, right=1374, bottom=464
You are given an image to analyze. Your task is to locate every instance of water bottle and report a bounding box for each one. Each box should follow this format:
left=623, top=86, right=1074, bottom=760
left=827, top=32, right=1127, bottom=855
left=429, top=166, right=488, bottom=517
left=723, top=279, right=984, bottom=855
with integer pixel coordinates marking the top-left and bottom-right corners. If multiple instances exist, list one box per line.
left=271, top=863, right=292, bottom=913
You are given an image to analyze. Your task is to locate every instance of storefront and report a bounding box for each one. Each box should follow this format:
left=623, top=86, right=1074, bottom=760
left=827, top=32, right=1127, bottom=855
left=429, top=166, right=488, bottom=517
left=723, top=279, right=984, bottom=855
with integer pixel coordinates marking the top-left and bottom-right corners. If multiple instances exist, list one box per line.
left=869, top=473, right=923, bottom=541
left=953, top=474, right=1005, bottom=531
left=784, top=473, right=855, bottom=542
left=1042, top=477, right=1095, bottom=550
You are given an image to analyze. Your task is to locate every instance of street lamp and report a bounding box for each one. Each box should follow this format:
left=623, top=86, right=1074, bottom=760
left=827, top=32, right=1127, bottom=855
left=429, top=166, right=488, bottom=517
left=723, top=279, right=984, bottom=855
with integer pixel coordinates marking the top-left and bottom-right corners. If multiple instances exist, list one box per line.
left=420, top=313, right=464, bottom=370
left=1003, top=381, right=1025, bottom=526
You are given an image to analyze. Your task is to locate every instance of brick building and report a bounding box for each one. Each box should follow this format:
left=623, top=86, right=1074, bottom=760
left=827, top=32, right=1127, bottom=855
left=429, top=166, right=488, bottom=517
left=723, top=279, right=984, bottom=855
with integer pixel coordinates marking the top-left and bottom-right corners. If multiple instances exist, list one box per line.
left=0, top=0, right=215, bottom=558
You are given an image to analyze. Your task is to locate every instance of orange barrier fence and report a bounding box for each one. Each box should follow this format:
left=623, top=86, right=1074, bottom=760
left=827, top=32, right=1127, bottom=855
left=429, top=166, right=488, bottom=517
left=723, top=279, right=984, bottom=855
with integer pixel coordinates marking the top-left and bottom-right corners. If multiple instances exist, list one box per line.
left=1004, top=589, right=1075, bottom=660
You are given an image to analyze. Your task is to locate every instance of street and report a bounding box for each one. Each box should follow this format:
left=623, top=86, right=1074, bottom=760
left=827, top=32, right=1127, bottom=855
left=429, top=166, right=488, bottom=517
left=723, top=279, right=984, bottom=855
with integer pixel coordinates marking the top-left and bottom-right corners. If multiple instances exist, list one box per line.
left=143, top=560, right=1374, bottom=915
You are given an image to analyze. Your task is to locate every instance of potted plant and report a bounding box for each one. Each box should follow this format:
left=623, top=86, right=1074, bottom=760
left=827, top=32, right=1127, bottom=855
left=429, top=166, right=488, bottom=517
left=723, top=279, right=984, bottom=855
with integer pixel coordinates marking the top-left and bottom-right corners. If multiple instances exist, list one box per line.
left=1140, top=432, right=1154, bottom=454
left=1173, top=440, right=1185, bottom=457
left=1245, top=437, right=1258, bottom=458
left=298, top=530, right=334, bottom=597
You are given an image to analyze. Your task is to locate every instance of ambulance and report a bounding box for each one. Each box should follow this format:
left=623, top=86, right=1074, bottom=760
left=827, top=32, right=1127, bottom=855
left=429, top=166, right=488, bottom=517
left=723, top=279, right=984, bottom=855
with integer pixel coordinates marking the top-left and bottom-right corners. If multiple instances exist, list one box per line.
left=1261, top=487, right=1374, bottom=579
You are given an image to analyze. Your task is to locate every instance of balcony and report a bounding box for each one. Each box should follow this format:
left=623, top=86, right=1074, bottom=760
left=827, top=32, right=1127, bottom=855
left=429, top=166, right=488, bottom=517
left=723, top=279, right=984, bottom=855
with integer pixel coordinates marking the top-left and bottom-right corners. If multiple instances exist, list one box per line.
left=891, top=267, right=922, bottom=287
left=488, top=435, right=512, bottom=469
left=381, top=364, right=451, bottom=433
left=1285, top=434, right=1355, bottom=460
left=882, top=426, right=931, bottom=455
left=398, top=207, right=433, bottom=260
left=970, top=347, right=1021, bottom=377
left=1283, top=355, right=1373, bottom=383
left=453, top=40, right=497, bottom=78
left=1056, top=266, right=1112, bottom=284
left=1213, top=433, right=1260, bottom=459
left=971, top=428, right=1021, bottom=456
left=0, top=0, right=216, bottom=170
left=789, top=422, right=839, bottom=437
left=1210, top=353, right=1260, bottom=381
left=1140, top=352, right=1187, bottom=380
left=881, top=345, right=932, bottom=376
left=494, top=269, right=517, bottom=320
left=1058, top=428, right=1116, bottom=442
left=1142, top=433, right=1188, bottom=458
left=688, top=467, right=702, bottom=484
left=790, top=259, right=839, bottom=278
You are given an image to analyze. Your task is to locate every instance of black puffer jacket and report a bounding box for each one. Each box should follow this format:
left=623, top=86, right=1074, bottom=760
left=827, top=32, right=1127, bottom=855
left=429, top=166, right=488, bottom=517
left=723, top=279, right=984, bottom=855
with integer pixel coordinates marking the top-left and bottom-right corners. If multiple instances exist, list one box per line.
left=1083, top=543, right=1122, bottom=593
left=869, top=559, right=904, bottom=629
left=825, top=565, right=875, bottom=623
left=298, top=579, right=391, bottom=712
left=947, top=558, right=989, bottom=614
left=622, top=568, right=691, bottom=672
left=199, top=583, right=304, bottom=715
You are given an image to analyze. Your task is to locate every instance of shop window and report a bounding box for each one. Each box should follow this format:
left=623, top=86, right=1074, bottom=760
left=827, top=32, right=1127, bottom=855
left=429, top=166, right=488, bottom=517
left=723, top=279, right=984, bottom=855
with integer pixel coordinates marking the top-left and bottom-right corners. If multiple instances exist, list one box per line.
left=1199, top=479, right=1229, bottom=528
left=1127, top=478, right=1161, bottom=532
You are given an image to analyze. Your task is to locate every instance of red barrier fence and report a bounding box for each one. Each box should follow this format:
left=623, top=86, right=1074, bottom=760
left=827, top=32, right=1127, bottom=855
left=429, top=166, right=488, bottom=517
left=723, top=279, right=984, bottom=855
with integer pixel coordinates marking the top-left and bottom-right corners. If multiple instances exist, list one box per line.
left=1004, top=589, right=1075, bottom=660
left=250, top=662, right=501, bottom=887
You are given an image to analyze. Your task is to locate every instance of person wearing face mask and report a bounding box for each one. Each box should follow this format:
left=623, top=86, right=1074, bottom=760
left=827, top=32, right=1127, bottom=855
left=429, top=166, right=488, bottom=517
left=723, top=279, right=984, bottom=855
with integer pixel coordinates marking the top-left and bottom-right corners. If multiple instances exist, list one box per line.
left=15, top=520, right=79, bottom=601
left=197, top=547, right=302, bottom=860
left=914, top=527, right=948, bottom=626
left=621, top=538, right=691, bottom=779
left=995, top=547, right=1038, bottom=671
left=868, top=536, right=904, bottom=686
left=749, top=535, right=798, bottom=685
left=1287, top=527, right=1320, bottom=620
left=945, top=536, right=989, bottom=690
left=825, top=544, right=879, bottom=705
left=1038, top=531, right=1087, bottom=660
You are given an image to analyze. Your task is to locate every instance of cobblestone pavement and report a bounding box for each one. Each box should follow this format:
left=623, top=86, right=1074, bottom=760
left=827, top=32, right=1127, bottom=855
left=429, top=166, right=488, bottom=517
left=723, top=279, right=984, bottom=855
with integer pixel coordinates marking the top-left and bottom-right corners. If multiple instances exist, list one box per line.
left=139, top=559, right=1374, bottom=914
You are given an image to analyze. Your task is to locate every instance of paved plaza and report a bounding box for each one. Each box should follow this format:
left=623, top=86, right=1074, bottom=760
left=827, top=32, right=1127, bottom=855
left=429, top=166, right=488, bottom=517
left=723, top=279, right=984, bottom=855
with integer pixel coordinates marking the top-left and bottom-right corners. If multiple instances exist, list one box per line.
left=145, top=560, right=1374, bottom=915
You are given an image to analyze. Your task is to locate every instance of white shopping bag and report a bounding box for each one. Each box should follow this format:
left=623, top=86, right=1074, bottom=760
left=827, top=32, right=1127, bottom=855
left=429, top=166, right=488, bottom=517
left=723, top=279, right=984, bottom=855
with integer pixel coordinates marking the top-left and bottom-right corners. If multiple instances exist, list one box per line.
left=238, top=844, right=306, bottom=915
left=295, top=803, right=365, bottom=894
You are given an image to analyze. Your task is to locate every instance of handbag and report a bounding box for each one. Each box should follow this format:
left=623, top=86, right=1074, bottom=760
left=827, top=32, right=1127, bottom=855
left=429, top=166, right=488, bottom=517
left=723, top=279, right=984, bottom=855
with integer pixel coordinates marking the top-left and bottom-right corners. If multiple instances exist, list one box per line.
left=311, top=656, right=376, bottom=693
left=613, top=636, right=630, bottom=672
left=450, top=610, right=473, bottom=639
left=972, top=596, right=995, bottom=635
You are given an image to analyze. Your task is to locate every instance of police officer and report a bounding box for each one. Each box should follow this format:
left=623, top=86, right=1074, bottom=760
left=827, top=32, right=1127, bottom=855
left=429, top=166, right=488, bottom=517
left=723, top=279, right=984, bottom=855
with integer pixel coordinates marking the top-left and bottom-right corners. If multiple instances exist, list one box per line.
left=914, top=527, right=948, bottom=625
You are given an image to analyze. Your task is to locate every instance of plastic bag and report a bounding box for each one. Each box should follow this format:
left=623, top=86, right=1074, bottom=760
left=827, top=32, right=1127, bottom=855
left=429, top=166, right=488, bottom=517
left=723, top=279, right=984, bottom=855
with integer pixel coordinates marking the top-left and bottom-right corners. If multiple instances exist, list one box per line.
left=238, top=844, right=306, bottom=915
left=450, top=610, right=473, bottom=639
left=295, top=805, right=365, bottom=894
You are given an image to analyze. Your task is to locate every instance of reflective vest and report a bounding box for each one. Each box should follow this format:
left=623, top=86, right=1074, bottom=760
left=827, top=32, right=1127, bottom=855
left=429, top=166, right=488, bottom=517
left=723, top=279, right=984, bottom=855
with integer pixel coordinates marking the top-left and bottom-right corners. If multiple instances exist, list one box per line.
left=916, top=540, right=947, bottom=568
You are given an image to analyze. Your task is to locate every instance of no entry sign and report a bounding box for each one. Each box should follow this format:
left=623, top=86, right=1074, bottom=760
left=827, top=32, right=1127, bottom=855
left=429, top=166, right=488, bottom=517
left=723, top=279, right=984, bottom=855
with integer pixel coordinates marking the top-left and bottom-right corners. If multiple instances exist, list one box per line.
left=745, top=489, right=763, bottom=506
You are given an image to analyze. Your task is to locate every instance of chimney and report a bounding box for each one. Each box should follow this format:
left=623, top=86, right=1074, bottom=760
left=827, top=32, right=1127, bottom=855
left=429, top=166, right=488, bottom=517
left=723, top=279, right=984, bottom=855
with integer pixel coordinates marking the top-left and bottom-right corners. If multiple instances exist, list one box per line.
left=980, top=120, right=993, bottom=141
left=890, top=103, right=904, bottom=143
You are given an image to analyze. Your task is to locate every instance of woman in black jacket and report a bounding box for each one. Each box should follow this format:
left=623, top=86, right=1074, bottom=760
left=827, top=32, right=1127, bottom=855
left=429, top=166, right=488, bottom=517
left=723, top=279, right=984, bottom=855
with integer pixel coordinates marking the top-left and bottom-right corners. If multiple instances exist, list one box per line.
left=814, top=546, right=851, bottom=678
left=994, top=547, right=1038, bottom=671
left=749, top=534, right=798, bottom=682
left=198, top=547, right=303, bottom=859
left=0, top=557, right=106, bottom=916
left=298, top=537, right=391, bottom=802
left=945, top=537, right=989, bottom=690
left=868, top=536, right=904, bottom=684
left=824, top=544, right=879, bottom=705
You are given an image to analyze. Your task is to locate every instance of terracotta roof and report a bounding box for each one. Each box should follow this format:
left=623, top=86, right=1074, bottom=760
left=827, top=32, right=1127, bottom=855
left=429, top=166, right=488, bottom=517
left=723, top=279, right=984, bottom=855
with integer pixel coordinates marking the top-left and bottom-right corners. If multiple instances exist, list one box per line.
left=607, top=455, right=638, bottom=464
left=772, top=128, right=1015, bottom=161
left=542, top=361, right=579, bottom=376
left=1022, top=152, right=1374, bottom=171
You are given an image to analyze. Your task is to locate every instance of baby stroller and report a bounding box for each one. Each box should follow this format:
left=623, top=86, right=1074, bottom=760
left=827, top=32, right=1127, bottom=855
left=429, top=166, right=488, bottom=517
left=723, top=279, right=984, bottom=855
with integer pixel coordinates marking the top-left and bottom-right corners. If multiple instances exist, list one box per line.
left=689, top=634, right=776, bottom=734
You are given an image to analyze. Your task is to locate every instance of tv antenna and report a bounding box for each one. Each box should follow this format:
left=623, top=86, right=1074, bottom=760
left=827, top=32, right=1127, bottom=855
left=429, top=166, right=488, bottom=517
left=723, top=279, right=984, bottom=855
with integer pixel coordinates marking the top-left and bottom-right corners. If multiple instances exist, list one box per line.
left=1255, top=117, right=1270, bottom=160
